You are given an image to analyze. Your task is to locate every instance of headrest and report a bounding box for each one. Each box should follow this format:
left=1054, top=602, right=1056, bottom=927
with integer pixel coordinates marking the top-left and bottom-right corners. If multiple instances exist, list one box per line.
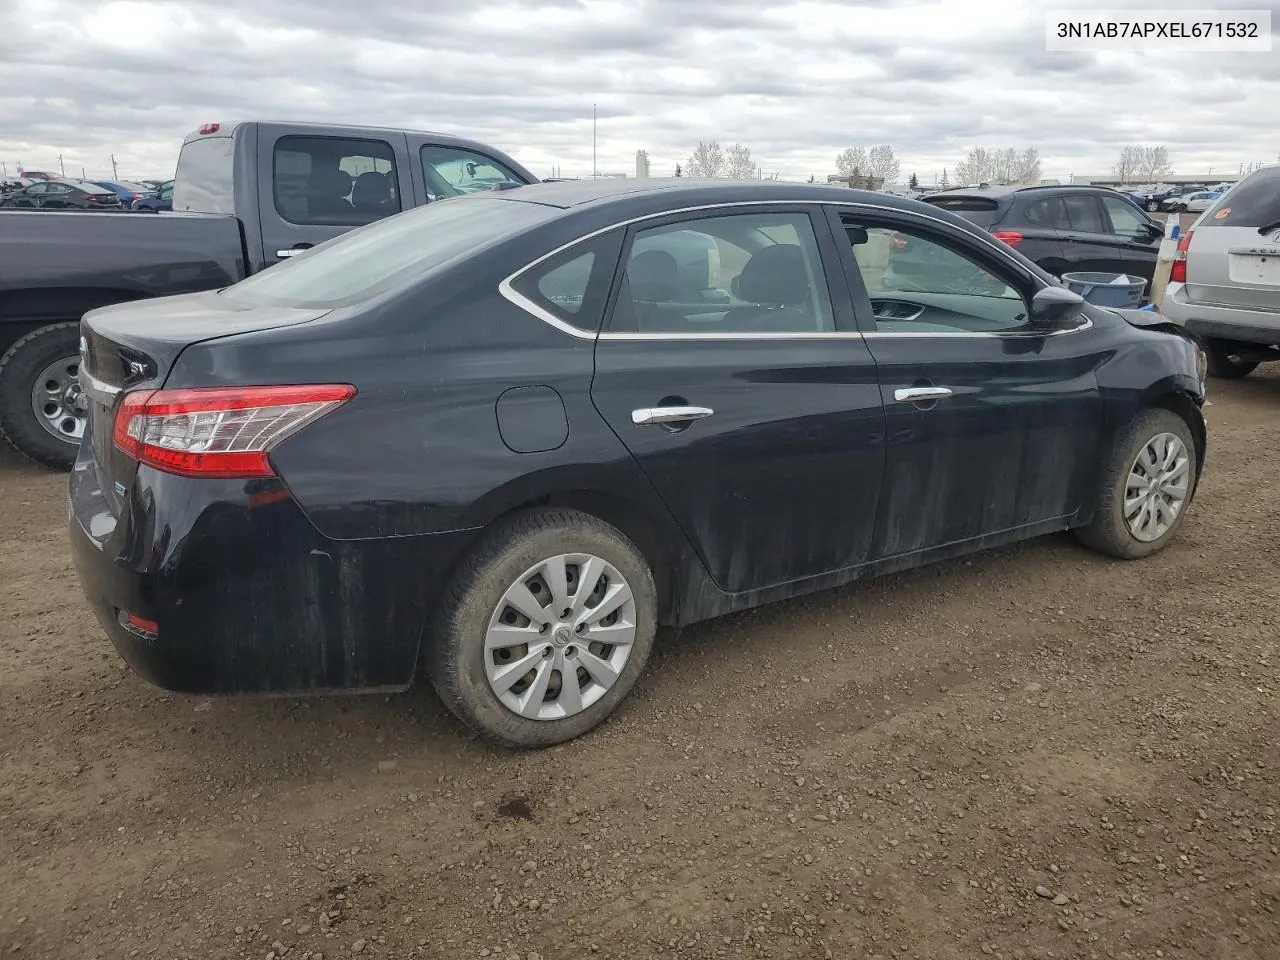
left=628, top=249, right=679, bottom=302
left=351, top=171, right=390, bottom=208
left=310, top=168, right=353, bottom=196
left=736, top=244, right=810, bottom=306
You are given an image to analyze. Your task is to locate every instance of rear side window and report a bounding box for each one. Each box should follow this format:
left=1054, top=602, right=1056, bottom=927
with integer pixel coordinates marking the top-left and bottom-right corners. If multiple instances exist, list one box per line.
left=509, top=232, right=624, bottom=333
left=1024, top=196, right=1070, bottom=228
left=1200, top=167, right=1280, bottom=227
left=273, top=136, right=402, bottom=227
left=1062, top=194, right=1106, bottom=233
left=924, top=196, right=1002, bottom=228
left=173, top=136, right=235, bottom=214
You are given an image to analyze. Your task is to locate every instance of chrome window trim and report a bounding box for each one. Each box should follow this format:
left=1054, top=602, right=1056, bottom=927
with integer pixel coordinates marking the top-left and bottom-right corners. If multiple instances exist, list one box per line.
left=497, top=199, right=1088, bottom=342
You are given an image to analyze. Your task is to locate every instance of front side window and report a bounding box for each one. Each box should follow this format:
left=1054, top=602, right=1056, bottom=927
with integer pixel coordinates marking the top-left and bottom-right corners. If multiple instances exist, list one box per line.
left=1102, top=196, right=1152, bottom=238
left=272, top=136, right=401, bottom=227
left=608, top=211, right=834, bottom=334
left=844, top=223, right=1029, bottom=333
left=421, top=146, right=527, bottom=201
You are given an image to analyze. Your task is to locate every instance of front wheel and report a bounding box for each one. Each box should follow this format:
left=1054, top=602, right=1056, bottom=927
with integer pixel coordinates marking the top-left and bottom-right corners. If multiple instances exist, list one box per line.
left=1146, top=199, right=1160, bottom=212
left=1075, top=409, right=1197, bottom=559
left=427, top=509, right=657, bottom=748
left=0, top=322, right=85, bottom=470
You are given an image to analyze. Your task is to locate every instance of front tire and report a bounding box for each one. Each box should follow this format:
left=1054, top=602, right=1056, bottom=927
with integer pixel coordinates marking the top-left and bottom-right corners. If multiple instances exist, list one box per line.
left=427, top=509, right=657, bottom=748
left=1203, top=340, right=1258, bottom=379
left=1075, top=409, right=1197, bottom=560
left=1146, top=199, right=1160, bottom=212
left=0, top=322, right=85, bottom=470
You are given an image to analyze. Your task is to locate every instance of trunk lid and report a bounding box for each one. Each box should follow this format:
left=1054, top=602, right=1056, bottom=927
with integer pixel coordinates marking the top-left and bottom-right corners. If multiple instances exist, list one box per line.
left=1185, top=166, right=1280, bottom=311
left=80, top=291, right=331, bottom=512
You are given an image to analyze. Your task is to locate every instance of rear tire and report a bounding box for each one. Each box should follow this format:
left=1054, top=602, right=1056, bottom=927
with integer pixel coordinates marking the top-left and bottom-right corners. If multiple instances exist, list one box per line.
left=1146, top=199, right=1160, bottom=212
left=426, top=509, right=657, bottom=749
left=0, top=322, right=84, bottom=470
left=1075, top=408, right=1197, bottom=560
left=1203, top=340, right=1258, bottom=379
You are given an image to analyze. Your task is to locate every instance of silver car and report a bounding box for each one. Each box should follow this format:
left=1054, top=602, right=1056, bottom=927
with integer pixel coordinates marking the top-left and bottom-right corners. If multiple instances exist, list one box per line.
left=1162, top=164, right=1280, bottom=378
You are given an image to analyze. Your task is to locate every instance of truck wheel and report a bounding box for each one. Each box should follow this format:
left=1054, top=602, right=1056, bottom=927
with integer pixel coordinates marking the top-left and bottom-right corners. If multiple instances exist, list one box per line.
left=1203, top=340, right=1257, bottom=379
left=0, top=323, right=86, bottom=470
left=427, top=509, right=657, bottom=749
left=1075, top=409, right=1197, bottom=560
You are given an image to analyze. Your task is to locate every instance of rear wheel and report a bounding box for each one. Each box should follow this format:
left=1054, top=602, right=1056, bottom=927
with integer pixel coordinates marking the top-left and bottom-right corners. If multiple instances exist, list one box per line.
left=0, top=322, right=85, bottom=470
left=1146, top=199, right=1160, bottom=212
left=1203, top=340, right=1258, bottom=379
left=427, top=509, right=657, bottom=748
left=1075, top=409, right=1197, bottom=559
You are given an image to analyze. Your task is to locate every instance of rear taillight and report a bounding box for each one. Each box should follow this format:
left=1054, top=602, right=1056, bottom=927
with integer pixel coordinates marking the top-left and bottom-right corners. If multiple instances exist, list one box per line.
left=1169, top=228, right=1194, bottom=284
left=992, top=230, right=1023, bottom=247
left=112, top=384, right=355, bottom=478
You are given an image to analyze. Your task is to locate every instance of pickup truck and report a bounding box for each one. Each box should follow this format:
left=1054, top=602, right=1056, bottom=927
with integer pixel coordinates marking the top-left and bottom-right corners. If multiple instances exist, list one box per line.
left=0, top=120, right=537, bottom=468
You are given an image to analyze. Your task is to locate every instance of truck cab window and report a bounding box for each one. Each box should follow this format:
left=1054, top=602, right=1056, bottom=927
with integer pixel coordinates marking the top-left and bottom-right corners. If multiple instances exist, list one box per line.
left=273, top=136, right=401, bottom=227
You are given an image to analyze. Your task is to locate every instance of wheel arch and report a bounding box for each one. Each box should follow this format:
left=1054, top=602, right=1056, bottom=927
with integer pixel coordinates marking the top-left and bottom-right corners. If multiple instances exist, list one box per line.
left=1143, top=386, right=1207, bottom=483
left=0, top=286, right=155, bottom=355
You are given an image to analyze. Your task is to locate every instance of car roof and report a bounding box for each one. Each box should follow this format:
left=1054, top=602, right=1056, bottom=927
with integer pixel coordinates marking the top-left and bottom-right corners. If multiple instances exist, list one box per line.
left=496, top=177, right=926, bottom=212
left=922, top=183, right=1126, bottom=201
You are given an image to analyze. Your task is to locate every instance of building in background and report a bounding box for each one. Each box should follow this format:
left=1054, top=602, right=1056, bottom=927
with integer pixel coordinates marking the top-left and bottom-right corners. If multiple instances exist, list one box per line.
left=635, top=150, right=650, bottom=179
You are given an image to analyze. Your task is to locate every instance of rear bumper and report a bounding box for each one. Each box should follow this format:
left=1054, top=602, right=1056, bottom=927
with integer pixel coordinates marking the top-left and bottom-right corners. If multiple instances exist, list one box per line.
left=69, top=450, right=478, bottom=696
left=1162, top=283, right=1280, bottom=345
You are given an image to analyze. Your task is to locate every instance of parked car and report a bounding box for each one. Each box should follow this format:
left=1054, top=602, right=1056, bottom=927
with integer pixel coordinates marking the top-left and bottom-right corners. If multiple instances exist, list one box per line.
left=131, top=179, right=173, bottom=212
left=70, top=179, right=1208, bottom=749
left=0, top=179, right=123, bottom=210
left=921, top=184, right=1164, bottom=285
left=1161, top=190, right=1221, bottom=214
left=91, top=180, right=156, bottom=206
left=0, top=120, right=537, bottom=469
left=1135, top=185, right=1204, bottom=212
left=17, top=171, right=56, bottom=181
left=1162, top=163, right=1280, bottom=378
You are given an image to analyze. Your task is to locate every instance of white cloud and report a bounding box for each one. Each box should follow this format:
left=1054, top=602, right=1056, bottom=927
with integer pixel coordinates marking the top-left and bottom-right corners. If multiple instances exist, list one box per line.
left=0, top=0, right=1275, bottom=184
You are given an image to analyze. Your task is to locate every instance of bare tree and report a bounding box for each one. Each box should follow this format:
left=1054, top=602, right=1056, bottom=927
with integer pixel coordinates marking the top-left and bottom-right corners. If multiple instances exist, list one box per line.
left=1113, top=145, right=1144, bottom=182
left=835, top=147, right=869, bottom=178
left=1137, top=145, right=1172, bottom=181
left=724, top=143, right=758, bottom=179
left=955, top=147, right=995, bottom=185
left=866, top=145, right=900, bottom=184
left=686, top=141, right=725, bottom=178
left=674, top=162, right=682, bottom=177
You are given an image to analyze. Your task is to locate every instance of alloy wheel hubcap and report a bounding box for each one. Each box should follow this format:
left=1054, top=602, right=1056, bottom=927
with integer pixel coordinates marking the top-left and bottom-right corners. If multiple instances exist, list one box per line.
left=484, top=553, right=637, bottom=721
left=30, top=355, right=86, bottom=443
left=1124, top=432, right=1190, bottom=542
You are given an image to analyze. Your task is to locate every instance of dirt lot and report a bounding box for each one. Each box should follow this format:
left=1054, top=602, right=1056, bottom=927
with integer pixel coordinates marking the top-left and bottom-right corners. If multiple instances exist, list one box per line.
left=3, top=371, right=1279, bottom=960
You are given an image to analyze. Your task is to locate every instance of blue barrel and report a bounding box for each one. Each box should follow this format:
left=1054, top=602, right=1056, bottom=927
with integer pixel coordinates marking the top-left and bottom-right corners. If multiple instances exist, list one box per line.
left=1060, top=272, right=1148, bottom=309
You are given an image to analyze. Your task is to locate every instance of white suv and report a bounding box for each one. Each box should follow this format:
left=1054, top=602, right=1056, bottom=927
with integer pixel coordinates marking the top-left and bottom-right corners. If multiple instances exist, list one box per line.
left=1162, top=164, right=1280, bottom=378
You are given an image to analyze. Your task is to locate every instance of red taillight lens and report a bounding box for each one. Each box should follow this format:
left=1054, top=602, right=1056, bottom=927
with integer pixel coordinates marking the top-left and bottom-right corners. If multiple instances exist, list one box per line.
left=992, top=230, right=1024, bottom=247
left=1169, top=228, right=1194, bottom=284
left=112, top=384, right=355, bottom=478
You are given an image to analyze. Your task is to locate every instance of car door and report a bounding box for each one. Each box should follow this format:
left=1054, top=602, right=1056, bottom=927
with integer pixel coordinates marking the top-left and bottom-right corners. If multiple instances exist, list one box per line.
left=1099, top=194, right=1163, bottom=283
left=255, top=126, right=414, bottom=265
left=1060, top=192, right=1131, bottom=274
left=589, top=205, right=888, bottom=593
left=825, top=207, right=1103, bottom=557
left=13, top=183, right=43, bottom=207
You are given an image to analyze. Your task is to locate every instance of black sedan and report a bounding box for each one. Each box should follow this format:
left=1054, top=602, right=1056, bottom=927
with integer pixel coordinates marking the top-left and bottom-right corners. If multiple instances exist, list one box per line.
left=0, top=178, right=123, bottom=210
left=70, top=180, right=1208, bottom=748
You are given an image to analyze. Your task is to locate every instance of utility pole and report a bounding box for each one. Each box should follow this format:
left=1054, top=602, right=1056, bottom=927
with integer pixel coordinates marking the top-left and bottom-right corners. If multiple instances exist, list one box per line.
left=59, top=154, right=65, bottom=176
left=111, top=154, right=118, bottom=179
left=592, top=104, right=598, bottom=178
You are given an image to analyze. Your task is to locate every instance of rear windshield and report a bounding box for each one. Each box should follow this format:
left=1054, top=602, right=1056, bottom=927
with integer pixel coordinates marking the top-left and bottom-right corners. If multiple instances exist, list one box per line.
left=1200, top=167, right=1280, bottom=227
left=923, top=195, right=1002, bottom=228
left=173, top=135, right=235, bottom=214
left=220, top=196, right=556, bottom=308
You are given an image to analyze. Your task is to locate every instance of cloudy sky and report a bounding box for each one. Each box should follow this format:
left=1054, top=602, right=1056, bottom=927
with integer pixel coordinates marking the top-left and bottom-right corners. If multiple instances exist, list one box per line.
left=2, top=0, right=1276, bottom=185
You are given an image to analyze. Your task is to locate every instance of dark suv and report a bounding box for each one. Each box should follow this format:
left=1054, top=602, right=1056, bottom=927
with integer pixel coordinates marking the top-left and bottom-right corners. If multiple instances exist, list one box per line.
left=921, top=185, right=1165, bottom=284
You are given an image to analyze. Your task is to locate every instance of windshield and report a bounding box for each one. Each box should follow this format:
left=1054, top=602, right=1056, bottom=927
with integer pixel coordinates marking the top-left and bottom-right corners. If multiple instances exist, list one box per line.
left=221, top=196, right=555, bottom=308
left=1200, top=167, right=1280, bottom=227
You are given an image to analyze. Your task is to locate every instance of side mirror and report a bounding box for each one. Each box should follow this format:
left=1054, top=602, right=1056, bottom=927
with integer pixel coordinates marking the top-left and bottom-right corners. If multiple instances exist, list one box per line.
left=1144, top=221, right=1164, bottom=238
left=1030, top=285, right=1086, bottom=330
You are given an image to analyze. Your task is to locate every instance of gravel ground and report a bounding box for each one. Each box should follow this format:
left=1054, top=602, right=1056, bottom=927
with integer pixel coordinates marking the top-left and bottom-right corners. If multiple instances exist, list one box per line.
left=2, top=368, right=1279, bottom=960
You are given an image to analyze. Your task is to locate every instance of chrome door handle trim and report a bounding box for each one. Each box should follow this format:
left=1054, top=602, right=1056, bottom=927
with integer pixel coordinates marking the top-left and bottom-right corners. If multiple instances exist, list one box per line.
left=894, top=386, right=953, bottom=402
left=631, top=405, right=714, bottom=425
left=276, top=248, right=303, bottom=258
